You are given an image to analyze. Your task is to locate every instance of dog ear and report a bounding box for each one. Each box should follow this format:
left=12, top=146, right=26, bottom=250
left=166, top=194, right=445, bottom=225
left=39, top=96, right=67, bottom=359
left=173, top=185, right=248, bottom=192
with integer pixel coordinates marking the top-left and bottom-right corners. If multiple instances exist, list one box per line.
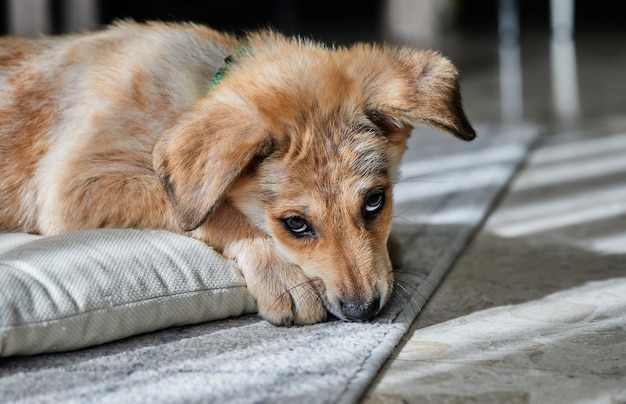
left=362, top=47, right=476, bottom=141
left=153, top=98, right=271, bottom=231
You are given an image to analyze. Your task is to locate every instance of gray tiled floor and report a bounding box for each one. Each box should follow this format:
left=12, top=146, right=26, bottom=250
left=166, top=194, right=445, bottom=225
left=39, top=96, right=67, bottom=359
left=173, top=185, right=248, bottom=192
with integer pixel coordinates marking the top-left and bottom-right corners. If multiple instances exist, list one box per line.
left=365, top=31, right=626, bottom=403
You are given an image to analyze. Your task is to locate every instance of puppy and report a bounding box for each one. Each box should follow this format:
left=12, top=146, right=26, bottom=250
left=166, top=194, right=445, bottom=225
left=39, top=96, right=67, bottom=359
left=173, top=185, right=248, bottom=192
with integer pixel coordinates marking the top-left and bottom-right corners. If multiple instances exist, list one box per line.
left=0, top=21, right=475, bottom=325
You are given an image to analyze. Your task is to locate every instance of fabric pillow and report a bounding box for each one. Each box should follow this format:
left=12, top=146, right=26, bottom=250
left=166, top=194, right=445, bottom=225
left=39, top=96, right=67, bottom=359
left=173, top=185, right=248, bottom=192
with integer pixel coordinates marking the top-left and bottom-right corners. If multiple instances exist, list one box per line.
left=0, top=229, right=256, bottom=356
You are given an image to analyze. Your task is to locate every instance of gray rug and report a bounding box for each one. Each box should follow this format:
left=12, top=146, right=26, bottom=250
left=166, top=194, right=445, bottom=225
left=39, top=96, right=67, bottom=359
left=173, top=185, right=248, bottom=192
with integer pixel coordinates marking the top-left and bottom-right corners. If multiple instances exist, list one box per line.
left=0, top=124, right=539, bottom=403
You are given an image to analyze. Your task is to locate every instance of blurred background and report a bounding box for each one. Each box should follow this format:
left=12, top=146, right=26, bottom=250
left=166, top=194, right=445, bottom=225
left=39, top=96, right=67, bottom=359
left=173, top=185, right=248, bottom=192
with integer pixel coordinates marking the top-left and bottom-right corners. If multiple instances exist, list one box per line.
left=2, top=0, right=626, bottom=133
left=3, top=0, right=625, bottom=40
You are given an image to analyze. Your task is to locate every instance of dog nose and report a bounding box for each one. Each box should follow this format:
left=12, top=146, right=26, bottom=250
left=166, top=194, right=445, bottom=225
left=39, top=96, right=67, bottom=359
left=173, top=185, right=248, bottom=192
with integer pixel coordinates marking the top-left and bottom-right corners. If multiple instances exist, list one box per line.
left=340, top=297, right=380, bottom=322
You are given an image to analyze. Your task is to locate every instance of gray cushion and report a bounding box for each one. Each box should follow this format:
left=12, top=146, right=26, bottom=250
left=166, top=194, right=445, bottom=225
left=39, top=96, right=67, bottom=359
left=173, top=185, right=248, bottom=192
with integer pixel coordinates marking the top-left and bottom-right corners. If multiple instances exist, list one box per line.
left=0, top=229, right=256, bottom=356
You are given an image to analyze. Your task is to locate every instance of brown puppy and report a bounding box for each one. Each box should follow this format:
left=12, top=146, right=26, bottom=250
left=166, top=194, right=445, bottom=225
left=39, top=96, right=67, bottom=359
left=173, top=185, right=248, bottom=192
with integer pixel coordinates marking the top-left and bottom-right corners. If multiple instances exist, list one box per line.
left=0, top=21, right=475, bottom=325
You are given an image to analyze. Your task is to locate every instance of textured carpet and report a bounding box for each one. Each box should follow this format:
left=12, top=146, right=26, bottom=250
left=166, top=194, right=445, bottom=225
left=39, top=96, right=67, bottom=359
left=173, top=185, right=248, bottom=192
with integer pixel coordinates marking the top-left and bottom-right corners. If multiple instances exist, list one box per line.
left=0, top=124, right=539, bottom=403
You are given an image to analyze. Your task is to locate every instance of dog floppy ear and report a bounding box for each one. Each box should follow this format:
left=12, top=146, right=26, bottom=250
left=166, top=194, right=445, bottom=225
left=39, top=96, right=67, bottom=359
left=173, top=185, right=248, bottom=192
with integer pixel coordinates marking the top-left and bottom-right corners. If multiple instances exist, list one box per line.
left=153, top=98, right=271, bottom=231
left=362, top=47, right=476, bottom=141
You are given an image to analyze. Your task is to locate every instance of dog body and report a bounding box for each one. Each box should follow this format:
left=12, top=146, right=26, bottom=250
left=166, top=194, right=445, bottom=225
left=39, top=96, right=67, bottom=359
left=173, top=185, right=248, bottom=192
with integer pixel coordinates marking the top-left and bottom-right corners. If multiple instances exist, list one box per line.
left=0, top=21, right=475, bottom=325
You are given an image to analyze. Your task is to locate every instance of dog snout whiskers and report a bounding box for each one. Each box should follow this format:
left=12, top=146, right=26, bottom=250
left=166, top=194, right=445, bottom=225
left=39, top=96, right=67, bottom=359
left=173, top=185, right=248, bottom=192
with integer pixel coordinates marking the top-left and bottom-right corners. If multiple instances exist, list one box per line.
left=340, top=296, right=380, bottom=322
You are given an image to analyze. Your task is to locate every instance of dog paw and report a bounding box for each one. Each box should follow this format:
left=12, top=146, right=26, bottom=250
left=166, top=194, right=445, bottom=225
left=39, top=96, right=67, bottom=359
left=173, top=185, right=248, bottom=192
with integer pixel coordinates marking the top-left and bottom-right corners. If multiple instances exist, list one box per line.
left=242, top=262, right=327, bottom=326
left=257, top=274, right=328, bottom=326
left=228, top=238, right=328, bottom=326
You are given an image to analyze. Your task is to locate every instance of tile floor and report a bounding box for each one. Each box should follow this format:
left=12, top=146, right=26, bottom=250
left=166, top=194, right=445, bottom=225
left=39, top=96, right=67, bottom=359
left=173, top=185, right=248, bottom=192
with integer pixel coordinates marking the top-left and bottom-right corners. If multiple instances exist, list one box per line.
left=364, top=31, right=626, bottom=403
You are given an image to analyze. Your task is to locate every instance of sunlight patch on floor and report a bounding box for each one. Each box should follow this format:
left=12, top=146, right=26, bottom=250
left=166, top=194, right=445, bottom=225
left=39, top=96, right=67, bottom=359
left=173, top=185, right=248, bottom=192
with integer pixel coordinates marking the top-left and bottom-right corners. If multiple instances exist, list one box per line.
left=576, top=231, right=626, bottom=255
left=528, top=133, right=626, bottom=166
left=514, top=151, right=626, bottom=191
left=513, top=133, right=626, bottom=191
left=487, top=184, right=626, bottom=237
left=400, top=143, right=527, bottom=180
left=394, top=206, right=486, bottom=226
left=394, top=164, right=513, bottom=202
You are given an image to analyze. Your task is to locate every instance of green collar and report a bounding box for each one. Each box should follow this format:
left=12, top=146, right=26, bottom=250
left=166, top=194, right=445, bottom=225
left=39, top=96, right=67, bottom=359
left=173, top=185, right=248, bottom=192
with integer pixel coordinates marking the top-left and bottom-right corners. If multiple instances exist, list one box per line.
left=210, top=48, right=248, bottom=91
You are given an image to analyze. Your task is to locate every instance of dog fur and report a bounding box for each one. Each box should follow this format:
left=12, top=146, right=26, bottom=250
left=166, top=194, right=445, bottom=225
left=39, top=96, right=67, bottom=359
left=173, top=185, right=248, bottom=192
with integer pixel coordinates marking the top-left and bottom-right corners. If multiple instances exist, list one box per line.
left=0, top=21, right=475, bottom=325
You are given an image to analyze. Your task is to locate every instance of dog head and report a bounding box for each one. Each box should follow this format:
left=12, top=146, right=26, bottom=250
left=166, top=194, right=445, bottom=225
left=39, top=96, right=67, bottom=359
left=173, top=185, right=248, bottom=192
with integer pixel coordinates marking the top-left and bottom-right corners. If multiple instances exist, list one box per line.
left=154, top=31, right=475, bottom=322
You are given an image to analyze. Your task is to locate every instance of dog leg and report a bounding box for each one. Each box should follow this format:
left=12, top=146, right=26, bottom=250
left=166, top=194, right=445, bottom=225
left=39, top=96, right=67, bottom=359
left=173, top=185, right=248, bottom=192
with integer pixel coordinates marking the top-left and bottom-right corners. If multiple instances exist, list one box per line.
left=226, top=237, right=328, bottom=325
left=188, top=203, right=327, bottom=326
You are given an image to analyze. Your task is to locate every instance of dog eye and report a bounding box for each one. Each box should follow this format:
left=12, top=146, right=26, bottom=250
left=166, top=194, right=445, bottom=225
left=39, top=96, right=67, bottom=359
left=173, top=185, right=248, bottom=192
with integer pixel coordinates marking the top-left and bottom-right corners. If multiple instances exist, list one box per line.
left=282, top=216, right=314, bottom=237
left=363, top=190, right=385, bottom=219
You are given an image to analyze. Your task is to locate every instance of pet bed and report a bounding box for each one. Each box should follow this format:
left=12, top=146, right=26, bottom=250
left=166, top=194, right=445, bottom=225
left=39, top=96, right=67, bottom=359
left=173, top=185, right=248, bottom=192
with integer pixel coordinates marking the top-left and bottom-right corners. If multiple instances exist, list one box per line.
left=0, top=229, right=255, bottom=356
